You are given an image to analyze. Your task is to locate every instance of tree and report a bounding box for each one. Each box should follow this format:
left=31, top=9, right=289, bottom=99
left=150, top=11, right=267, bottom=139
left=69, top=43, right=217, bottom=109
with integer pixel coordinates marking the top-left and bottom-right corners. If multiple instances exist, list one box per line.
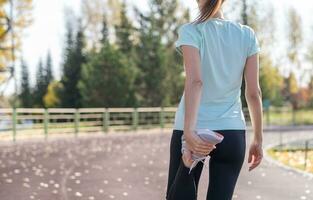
left=233, top=0, right=282, bottom=108
left=33, top=59, right=46, bottom=107
left=305, top=26, right=313, bottom=108
left=282, top=72, right=299, bottom=109
left=79, top=16, right=137, bottom=107
left=60, top=18, right=86, bottom=108
left=286, top=7, right=303, bottom=73
left=133, top=0, right=189, bottom=107
left=114, top=0, right=134, bottom=55
left=284, top=7, right=303, bottom=108
left=0, top=0, right=33, bottom=84
left=259, top=56, right=284, bottom=106
left=80, top=0, right=123, bottom=51
left=44, top=51, right=53, bottom=86
left=308, top=76, right=313, bottom=108
left=43, top=81, right=62, bottom=108
left=18, top=57, right=31, bottom=107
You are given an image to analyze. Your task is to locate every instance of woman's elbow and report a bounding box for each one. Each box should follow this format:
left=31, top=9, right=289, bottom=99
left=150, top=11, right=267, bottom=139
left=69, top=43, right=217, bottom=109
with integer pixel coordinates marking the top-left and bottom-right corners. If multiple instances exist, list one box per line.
left=245, top=87, right=262, bottom=99
left=191, top=79, right=203, bottom=87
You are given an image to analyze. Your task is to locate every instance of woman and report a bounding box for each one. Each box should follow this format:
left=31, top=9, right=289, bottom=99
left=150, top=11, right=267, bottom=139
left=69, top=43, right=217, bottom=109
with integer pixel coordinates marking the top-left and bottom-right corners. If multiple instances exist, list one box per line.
left=165, top=0, right=263, bottom=199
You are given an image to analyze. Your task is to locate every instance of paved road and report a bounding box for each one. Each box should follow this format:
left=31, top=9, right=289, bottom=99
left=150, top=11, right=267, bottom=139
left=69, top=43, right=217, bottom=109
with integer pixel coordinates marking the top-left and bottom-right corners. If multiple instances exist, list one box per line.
left=0, top=128, right=312, bottom=200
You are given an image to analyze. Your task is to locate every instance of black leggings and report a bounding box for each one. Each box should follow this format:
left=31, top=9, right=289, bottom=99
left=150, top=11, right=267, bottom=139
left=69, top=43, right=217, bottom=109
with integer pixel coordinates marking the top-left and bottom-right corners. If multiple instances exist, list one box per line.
left=166, top=129, right=246, bottom=200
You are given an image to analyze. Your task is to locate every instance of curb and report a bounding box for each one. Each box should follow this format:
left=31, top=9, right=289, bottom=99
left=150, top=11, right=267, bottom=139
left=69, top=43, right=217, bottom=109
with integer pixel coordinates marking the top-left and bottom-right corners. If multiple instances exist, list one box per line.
left=264, top=141, right=313, bottom=179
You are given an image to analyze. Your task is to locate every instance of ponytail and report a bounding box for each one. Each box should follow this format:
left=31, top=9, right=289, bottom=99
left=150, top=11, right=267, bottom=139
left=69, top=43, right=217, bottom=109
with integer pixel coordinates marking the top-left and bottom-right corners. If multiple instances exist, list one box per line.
left=193, top=0, right=225, bottom=24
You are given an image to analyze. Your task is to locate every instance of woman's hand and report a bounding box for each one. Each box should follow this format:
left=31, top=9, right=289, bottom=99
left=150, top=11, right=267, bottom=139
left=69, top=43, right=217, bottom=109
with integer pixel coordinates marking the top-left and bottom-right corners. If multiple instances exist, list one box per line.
left=184, top=130, right=216, bottom=157
left=182, top=148, right=193, bottom=168
left=248, top=138, right=263, bottom=171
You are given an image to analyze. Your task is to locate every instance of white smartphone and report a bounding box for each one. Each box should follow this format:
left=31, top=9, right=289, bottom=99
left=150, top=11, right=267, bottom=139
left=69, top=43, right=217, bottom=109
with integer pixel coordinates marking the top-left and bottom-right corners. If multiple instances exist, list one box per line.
left=181, top=129, right=224, bottom=174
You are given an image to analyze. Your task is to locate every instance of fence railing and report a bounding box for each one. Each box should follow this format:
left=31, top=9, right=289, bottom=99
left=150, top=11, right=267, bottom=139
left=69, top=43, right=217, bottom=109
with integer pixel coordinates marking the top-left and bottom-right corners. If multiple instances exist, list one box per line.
left=0, top=106, right=312, bottom=141
left=0, top=107, right=177, bottom=141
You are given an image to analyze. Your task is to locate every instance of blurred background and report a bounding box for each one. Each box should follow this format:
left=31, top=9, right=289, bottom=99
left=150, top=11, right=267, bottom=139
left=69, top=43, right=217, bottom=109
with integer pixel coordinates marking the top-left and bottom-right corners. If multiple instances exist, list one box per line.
left=0, top=0, right=313, bottom=199
left=0, top=0, right=312, bottom=109
left=0, top=0, right=313, bottom=135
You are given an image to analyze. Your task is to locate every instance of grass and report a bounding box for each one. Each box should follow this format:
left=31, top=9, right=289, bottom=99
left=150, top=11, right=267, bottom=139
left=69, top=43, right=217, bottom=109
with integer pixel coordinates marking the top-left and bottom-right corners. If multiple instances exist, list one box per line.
left=263, top=108, right=313, bottom=125
left=267, top=148, right=313, bottom=173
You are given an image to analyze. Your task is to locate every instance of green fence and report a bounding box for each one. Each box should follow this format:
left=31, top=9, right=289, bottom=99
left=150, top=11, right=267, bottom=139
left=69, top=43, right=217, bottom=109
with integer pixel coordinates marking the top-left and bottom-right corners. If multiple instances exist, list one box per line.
left=0, top=106, right=312, bottom=141
left=0, top=107, right=177, bottom=141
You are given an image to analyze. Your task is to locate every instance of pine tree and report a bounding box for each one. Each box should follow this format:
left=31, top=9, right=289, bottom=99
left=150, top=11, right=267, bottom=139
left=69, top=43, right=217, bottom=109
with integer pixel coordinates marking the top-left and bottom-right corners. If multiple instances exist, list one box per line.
left=133, top=0, right=188, bottom=107
left=114, top=0, right=133, bottom=54
left=113, top=1, right=139, bottom=106
left=45, top=51, right=53, bottom=86
left=60, top=19, right=86, bottom=108
left=79, top=16, right=137, bottom=107
left=19, top=58, right=31, bottom=107
left=33, top=59, right=46, bottom=107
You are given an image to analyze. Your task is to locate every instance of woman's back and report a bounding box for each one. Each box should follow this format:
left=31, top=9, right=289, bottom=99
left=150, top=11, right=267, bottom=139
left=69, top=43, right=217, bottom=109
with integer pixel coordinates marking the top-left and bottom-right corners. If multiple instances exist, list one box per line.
left=173, top=18, right=261, bottom=131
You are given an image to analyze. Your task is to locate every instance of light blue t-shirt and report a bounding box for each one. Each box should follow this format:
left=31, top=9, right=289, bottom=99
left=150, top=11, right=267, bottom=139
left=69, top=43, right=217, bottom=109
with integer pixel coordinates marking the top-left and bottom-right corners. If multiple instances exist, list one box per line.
left=173, top=18, right=261, bottom=131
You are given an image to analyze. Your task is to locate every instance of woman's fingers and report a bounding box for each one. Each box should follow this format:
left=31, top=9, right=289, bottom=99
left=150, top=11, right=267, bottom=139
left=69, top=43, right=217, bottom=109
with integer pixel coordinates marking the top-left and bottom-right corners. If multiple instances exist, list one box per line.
left=249, top=157, right=261, bottom=171
left=248, top=152, right=263, bottom=171
left=193, top=145, right=215, bottom=156
left=196, top=141, right=216, bottom=150
left=197, top=138, right=215, bottom=147
left=194, top=145, right=215, bottom=153
left=185, top=132, right=217, bottom=156
left=182, top=149, right=193, bottom=168
left=186, top=139, right=216, bottom=155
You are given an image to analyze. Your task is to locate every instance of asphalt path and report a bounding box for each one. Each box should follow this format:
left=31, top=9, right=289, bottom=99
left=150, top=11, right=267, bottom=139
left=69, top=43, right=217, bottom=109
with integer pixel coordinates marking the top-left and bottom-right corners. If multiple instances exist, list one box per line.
left=0, top=128, right=312, bottom=200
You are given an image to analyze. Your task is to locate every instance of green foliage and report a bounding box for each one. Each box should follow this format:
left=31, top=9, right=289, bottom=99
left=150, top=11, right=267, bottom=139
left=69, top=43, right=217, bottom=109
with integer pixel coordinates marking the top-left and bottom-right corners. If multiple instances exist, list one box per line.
left=79, top=42, right=138, bottom=107
left=133, top=0, right=189, bottom=107
left=39, top=0, right=310, bottom=109
left=114, top=1, right=134, bottom=55
left=282, top=72, right=299, bottom=109
left=45, top=51, right=53, bottom=86
left=18, top=58, right=31, bottom=107
left=31, top=52, right=54, bottom=108
left=33, top=59, right=46, bottom=107
left=78, top=16, right=136, bottom=107
left=60, top=20, right=86, bottom=108
left=259, top=55, right=284, bottom=106
left=308, top=76, right=313, bottom=108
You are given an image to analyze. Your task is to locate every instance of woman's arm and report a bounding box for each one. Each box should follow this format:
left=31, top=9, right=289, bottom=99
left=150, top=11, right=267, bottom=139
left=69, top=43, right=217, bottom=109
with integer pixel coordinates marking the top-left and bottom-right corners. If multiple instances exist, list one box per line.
left=244, top=53, right=263, bottom=142
left=244, top=53, right=263, bottom=171
left=181, top=45, right=215, bottom=157
left=181, top=45, right=202, bottom=132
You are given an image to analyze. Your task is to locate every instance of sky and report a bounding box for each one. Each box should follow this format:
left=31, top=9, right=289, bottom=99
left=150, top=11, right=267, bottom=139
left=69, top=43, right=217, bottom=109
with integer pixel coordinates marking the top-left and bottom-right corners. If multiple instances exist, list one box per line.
left=2, top=0, right=313, bottom=96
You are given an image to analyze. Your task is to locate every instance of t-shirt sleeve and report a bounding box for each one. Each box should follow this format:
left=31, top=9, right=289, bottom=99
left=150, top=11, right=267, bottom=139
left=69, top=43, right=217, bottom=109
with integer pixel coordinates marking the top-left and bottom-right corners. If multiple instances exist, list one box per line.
left=247, top=27, right=261, bottom=57
left=175, top=24, right=201, bottom=55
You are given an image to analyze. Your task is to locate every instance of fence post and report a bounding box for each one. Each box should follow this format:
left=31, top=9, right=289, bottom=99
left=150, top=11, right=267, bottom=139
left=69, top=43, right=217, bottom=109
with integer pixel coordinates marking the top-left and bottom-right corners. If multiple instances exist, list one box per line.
left=12, top=108, right=17, bottom=142
left=278, top=108, right=283, bottom=150
left=266, top=106, right=270, bottom=126
left=160, top=107, right=164, bottom=130
left=102, top=108, right=109, bottom=134
left=292, top=107, right=296, bottom=126
left=132, top=108, right=138, bottom=131
left=44, top=108, right=49, bottom=140
left=304, top=140, right=309, bottom=170
left=74, top=109, right=80, bottom=137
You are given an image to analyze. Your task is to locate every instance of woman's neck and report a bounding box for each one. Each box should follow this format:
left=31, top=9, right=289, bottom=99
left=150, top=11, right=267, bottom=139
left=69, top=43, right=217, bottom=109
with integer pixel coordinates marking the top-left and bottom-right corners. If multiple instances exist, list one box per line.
left=212, top=10, right=224, bottom=19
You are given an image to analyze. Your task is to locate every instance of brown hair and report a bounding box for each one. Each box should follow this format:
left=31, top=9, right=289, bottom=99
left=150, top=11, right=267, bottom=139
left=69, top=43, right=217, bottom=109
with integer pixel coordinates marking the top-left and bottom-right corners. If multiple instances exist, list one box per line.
left=193, top=0, right=225, bottom=24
